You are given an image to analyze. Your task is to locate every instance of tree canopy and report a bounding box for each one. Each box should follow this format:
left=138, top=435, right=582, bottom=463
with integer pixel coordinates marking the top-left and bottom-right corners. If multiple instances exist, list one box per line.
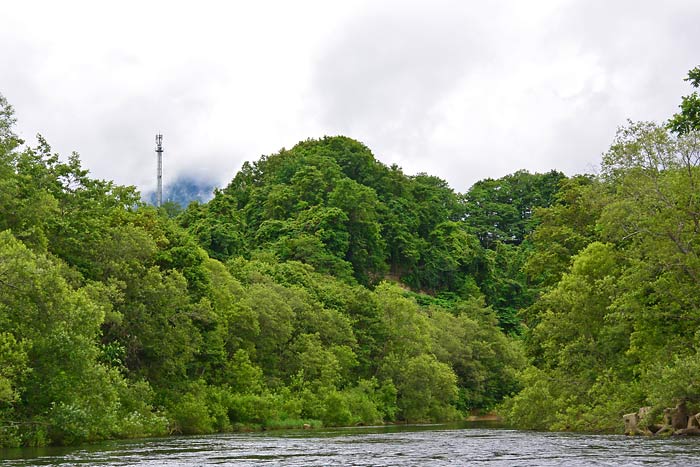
left=0, top=99, right=527, bottom=446
left=501, top=68, right=700, bottom=431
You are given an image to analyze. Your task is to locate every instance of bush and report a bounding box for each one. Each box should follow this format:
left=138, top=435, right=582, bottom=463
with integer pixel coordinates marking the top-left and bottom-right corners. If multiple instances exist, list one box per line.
left=115, top=379, right=169, bottom=438
left=205, top=386, right=233, bottom=431
left=48, top=402, right=91, bottom=445
left=497, top=367, right=561, bottom=430
left=645, top=352, right=700, bottom=409
left=345, top=389, right=381, bottom=425
left=263, top=418, right=322, bottom=430
left=168, top=393, right=214, bottom=435
left=117, top=411, right=169, bottom=438
left=322, top=391, right=353, bottom=426
left=228, top=393, right=275, bottom=424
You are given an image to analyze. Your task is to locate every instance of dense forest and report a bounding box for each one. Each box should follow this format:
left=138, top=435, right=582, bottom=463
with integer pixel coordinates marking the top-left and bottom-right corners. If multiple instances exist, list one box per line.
left=0, top=67, right=698, bottom=447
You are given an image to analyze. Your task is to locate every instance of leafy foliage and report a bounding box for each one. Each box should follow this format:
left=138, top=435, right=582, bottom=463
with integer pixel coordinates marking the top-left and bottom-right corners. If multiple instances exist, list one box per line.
left=668, top=66, right=700, bottom=135
left=503, top=95, right=700, bottom=432
left=11, top=66, right=700, bottom=444
left=0, top=96, right=527, bottom=446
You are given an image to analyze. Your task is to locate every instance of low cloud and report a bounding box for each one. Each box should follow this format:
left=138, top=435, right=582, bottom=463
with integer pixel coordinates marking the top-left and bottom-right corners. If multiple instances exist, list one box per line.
left=2, top=0, right=698, bottom=195
left=307, top=0, right=700, bottom=191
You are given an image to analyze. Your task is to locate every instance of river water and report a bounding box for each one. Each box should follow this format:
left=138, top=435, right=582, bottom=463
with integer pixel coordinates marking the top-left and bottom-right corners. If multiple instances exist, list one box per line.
left=2, top=423, right=700, bottom=466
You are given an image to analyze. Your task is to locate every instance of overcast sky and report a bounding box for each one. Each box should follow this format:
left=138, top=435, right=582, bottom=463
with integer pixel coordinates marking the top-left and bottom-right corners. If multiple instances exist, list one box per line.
left=2, top=0, right=699, bottom=195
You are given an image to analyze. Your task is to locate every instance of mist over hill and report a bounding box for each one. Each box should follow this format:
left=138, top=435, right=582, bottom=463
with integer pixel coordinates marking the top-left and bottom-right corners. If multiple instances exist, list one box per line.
left=143, top=177, right=217, bottom=207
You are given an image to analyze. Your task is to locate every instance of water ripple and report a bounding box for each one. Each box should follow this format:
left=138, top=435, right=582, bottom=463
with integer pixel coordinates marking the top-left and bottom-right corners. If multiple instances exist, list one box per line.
left=3, top=424, right=700, bottom=466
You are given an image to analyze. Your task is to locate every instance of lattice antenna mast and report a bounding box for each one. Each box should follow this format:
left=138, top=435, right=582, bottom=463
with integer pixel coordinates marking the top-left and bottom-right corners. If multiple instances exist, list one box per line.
left=155, top=134, right=163, bottom=207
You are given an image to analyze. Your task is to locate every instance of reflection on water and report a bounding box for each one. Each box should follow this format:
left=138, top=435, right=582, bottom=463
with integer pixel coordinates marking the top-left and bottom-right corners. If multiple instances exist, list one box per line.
left=2, top=422, right=700, bottom=466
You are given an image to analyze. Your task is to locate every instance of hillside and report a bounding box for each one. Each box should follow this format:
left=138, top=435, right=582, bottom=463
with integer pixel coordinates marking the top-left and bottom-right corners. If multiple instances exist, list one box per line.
left=0, top=96, right=528, bottom=447
left=178, top=136, right=564, bottom=330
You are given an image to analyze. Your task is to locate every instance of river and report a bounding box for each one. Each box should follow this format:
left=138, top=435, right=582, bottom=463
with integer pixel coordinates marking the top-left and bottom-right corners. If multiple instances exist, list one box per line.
left=2, top=422, right=700, bottom=466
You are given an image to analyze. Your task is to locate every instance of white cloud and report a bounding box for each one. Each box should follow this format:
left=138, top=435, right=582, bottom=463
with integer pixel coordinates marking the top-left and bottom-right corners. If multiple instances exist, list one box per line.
left=1, top=0, right=698, bottom=195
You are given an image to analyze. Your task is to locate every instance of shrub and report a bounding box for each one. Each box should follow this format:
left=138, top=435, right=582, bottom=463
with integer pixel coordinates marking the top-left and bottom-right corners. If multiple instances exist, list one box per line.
left=168, top=393, right=214, bottom=435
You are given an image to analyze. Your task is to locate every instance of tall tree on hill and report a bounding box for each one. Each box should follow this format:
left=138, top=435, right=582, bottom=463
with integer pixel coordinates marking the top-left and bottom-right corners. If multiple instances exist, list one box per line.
left=463, top=170, right=566, bottom=248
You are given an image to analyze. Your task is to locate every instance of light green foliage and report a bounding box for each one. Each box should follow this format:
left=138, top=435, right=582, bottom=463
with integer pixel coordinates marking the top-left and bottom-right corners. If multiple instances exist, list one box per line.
left=375, top=283, right=433, bottom=360
left=115, top=267, right=201, bottom=389
left=240, top=283, right=295, bottom=380
left=0, top=95, right=22, bottom=154
left=668, top=66, right=700, bottom=134
left=0, top=92, right=547, bottom=445
left=393, top=354, right=460, bottom=422
left=0, top=332, right=28, bottom=404
left=342, top=379, right=386, bottom=425
left=504, top=102, right=700, bottom=432
left=289, top=333, right=345, bottom=389
left=3, top=67, right=693, bottom=439
left=343, top=287, right=386, bottom=378
left=502, top=242, right=635, bottom=430
left=374, top=283, right=520, bottom=420
left=600, top=122, right=700, bottom=364
left=644, top=351, right=700, bottom=408
left=319, top=390, right=354, bottom=426
left=523, top=175, right=604, bottom=289
left=168, top=387, right=215, bottom=435
left=0, top=231, right=163, bottom=444
left=0, top=135, right=59, bottom=251
left=498, top=367, right=562, bottom=430
left=114, top=380, right=168, bottom=438
left=533, top=242, right=622, bottom=374
left=430, top=300, right=526, bottom=410
left=226, top=349, right=265, bottom=394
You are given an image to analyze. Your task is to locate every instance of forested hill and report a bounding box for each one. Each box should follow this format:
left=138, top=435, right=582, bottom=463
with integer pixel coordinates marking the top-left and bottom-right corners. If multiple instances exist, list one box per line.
left=1, top=66, right=699, bottom=447
left=0, top=92, right=545, bottom=447
left=178, top=136, right=565, bottom=330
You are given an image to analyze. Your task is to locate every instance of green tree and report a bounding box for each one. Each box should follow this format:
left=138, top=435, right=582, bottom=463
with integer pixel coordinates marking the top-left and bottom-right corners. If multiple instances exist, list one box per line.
left=328, top=178, right=386, bottom=283
left=430, top=299, right=525, bottom=411
left=505, top=115, right=700, bottom=432
left=393, top=354, right=459, bottom=422
left=523, top=175, right=604, bottom=290
left=668, top=66, right=700, bottom=135
left=0, top=231, right=124, bottom=444
left=464, top=170, right=566, bottom=248
left=502, top=242, right=636, bottom=431
left=599, top=121, right=700, bottom=372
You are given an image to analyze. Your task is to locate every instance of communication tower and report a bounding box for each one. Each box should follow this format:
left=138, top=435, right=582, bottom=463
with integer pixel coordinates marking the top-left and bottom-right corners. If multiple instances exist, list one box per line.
left=155, top=134, right=163, bottom=207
